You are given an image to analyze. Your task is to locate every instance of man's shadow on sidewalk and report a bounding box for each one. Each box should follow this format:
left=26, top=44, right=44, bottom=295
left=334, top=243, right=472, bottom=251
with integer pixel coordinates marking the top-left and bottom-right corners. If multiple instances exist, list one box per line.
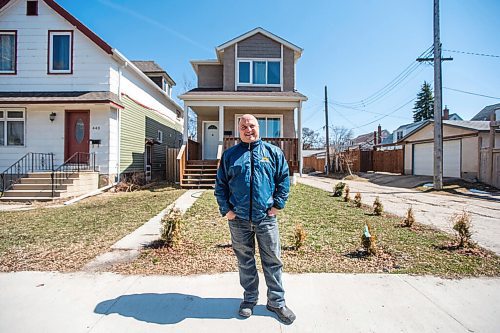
left=94, top=293, right=274, bottom=324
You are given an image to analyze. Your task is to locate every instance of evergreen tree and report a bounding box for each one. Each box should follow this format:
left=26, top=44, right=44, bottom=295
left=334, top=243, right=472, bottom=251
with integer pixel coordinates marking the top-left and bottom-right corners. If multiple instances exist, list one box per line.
left=413, top=81, right=434, bottom=122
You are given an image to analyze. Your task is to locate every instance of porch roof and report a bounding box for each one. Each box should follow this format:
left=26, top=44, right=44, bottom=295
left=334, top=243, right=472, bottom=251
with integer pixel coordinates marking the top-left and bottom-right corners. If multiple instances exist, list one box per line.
left=179, top=89, right=307, bottom=102
left=0, top=91, right=123, bottom=108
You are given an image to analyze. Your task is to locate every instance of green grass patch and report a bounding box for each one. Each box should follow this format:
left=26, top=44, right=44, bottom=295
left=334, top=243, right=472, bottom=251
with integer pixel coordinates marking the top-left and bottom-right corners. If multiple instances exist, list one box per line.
left=0, top=186, right=184, bottom=272
left=114, top=184, right=500, bottom=278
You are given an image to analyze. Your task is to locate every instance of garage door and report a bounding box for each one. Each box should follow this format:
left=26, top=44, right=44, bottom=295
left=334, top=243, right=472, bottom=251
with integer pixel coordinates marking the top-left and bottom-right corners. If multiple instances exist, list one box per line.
left=413, top=140, right=461, bottom=177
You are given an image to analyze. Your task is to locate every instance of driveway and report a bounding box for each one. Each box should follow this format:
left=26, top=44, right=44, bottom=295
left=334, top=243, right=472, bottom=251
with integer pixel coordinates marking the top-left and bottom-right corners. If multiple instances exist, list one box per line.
left=298, top=174, right=500, bottom=255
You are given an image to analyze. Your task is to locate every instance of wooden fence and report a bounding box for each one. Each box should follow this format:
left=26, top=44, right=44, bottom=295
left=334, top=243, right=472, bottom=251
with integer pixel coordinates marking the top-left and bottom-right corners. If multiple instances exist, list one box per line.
left=166, top=147, right=180, bottom=183
left=373, top=149, right=404, bottom=174
left=303, top=156, right=325, bottom=172
left=479, top=148, right=500, bottom=188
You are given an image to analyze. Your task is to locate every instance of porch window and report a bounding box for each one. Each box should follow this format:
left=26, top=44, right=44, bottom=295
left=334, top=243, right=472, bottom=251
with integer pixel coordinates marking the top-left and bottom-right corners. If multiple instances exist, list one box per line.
left=48, top=31, right=72, bottom=74
left=0, top=109, right=25, bottom=146
left=237, top=60, right=281, bottom=86
left=236, top=115, right=282, bottom=138
left=0, top=31, right=16, bottom=74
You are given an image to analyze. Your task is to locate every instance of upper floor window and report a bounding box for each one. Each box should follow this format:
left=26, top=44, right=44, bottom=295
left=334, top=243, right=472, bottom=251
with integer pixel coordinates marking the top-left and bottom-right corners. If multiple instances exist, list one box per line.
left=0, top=31, right=16, bottom=74
left=0, top=109, right=25, bottom=146
left=238, top=60, right=280, bottom=86
left=157, top=130, right=163, bottom=143
left=48, top=31, right=73, bottom=74
left=236, top=115, right=282, bottom=138
left=396, top=131, right=403, bottom=141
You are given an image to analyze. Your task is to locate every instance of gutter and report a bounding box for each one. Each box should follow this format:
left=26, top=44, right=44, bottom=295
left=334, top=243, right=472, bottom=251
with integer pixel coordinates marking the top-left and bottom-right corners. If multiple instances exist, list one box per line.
left=179, top=93, right=308, bottom=102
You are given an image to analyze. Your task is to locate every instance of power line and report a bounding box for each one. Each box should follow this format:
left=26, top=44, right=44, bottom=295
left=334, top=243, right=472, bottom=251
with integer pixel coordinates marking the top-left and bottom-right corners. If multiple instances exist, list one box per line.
left=443, top=49, right=500, bottom=58
left=333, top=45, right=433, bottom=107
left=330, top=102, right=411, bottom=120
left=348, top=97, right=416, bottom=130
left=444, top=87, right=500, bottom=100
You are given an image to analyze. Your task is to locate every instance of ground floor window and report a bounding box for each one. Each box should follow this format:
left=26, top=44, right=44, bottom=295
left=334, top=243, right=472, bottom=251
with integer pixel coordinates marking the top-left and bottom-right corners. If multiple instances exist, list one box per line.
left=0, top=108, right=25, bottom=146
left=235, top=115, right=282, bottom=138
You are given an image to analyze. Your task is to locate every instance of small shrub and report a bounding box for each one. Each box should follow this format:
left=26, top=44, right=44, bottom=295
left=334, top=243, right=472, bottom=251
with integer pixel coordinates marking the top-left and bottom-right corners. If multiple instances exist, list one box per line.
left=451, top=210, right=473, bottom=248
left=160, top=208, right=183, bottom=247
left=115, top=172, right=146, bottom=192
left=293, top=223, right=307, bottom=250
left=361, top=223, right=377, bottom=255
left=354, top=192, right=362, bottom=207
left=333, top=182, right=346, bottom=197
left=373, top=196, right=384, bottom=216
left=344, top=185, right=351, bottom=202
left=402, top=207, right=416, bottom=227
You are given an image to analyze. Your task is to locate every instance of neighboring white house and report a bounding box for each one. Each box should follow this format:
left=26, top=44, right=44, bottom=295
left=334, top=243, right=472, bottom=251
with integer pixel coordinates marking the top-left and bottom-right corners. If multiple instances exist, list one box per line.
left=0, top=0, right=183, bottom=184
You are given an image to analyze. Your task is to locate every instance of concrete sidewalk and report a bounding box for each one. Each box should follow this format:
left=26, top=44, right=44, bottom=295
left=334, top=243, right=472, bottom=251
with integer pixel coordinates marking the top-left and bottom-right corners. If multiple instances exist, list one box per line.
left=298, top=175, right=500, bottom=255
left=0, top=271, right=498, bottom=332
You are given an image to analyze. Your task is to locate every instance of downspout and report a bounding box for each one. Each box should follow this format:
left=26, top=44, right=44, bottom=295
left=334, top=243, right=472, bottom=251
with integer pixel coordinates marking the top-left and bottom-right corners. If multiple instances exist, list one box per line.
left=116, top=63, right=127, bottom=182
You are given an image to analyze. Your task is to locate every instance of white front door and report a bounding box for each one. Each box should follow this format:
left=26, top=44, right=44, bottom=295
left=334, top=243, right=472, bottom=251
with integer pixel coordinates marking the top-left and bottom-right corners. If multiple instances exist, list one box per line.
left=203, top=121, right=219, bottom=160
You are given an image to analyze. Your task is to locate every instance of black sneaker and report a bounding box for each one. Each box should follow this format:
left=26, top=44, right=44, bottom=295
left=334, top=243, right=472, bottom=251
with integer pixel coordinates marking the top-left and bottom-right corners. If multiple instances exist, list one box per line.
left=266, top=304, right=296, bottom=324
left=239, top=301, right=257, bottom=318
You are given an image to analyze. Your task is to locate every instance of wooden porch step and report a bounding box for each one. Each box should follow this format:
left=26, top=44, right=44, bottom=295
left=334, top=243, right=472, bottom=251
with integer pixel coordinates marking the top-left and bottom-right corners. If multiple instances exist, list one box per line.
left=182, top=178, right=216, bottom=182
left=187, top=160, right=217, bottom=166
left=180, top=183, right=215, bottom=189
left=184, top=173, right=217, bottom=177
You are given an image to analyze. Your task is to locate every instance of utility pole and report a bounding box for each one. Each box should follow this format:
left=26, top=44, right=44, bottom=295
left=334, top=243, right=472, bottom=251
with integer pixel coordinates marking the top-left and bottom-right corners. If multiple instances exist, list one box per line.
left=416, top=0, right=452, bottom=190
left=324, top=86, right=332, bottom=174
left=433, top=0, right=443, bottom=190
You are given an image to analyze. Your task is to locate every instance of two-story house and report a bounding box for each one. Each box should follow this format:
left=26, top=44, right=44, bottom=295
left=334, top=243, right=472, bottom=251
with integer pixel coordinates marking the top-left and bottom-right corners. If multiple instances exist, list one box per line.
left=178, top=27, right=307, bottom=188
left=0, top=0, right=182, bottom=200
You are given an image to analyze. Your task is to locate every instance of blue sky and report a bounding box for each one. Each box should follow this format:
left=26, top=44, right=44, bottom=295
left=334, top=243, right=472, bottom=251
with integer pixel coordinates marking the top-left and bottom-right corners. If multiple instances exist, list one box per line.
left=58, top=0, right=500, bottom=137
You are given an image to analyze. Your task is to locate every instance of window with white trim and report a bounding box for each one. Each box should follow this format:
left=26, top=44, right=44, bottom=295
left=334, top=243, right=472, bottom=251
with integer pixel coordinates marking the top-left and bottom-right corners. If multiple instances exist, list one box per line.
left=48, top=31, right=72, bottom=73
left=236, top=115, right=282, bottom=138
left=396, top=131, right=403, bottom=141
left=237, top=60, right=281, bottom=85
left=0, top=109, right=25, bottom=146
left=0, top=31, right=16, bottom=74
left=157, top=130, right=163, bottom=143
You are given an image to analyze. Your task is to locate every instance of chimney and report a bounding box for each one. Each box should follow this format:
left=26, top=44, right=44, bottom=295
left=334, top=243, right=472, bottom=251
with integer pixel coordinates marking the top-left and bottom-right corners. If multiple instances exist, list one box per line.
left=443, top=105, right=449, bottom=120
left=373, top=131, right=377, bottom=146
left=377, top=124, right=382, bottom=144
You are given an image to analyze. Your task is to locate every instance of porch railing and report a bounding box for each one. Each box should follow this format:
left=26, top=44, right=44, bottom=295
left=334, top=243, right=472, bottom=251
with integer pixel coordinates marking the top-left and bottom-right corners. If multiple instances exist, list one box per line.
left=0, top=152, right=54, bottom=195
left=51, top=152, right=97, bottom=197
left=223, top=137, right=299, bottom=173
left=177, top=144, right=187, bottom=185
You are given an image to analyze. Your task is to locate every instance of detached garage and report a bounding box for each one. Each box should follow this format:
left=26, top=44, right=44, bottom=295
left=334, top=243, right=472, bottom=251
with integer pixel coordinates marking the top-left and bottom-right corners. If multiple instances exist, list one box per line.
left=402, top=120, right=493, bottom=180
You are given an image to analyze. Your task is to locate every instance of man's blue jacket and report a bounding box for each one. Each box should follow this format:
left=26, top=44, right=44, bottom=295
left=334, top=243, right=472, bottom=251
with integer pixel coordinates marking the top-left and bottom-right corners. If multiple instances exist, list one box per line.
left=215, top=139, right=290, bottom=222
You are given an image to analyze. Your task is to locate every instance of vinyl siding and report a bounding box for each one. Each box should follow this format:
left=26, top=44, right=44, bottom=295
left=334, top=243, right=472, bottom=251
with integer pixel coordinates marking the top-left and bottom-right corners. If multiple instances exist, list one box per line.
left=237, top=33, right=281, bottom=58
left=119, top=96, right=181, bottom=175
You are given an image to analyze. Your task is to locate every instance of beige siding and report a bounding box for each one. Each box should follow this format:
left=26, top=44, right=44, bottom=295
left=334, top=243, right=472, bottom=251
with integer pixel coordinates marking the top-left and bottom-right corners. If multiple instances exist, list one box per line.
left=223, top=45, right=235, bottom=91
left=198, top=65, right=223, bottom=89
left=462, top=136, right=479, bottom=178
left=283, top=46, right=295, bottom=91
left=237, top=33, right=281, bottom=58
left=405, top=123, right=476, bottom=142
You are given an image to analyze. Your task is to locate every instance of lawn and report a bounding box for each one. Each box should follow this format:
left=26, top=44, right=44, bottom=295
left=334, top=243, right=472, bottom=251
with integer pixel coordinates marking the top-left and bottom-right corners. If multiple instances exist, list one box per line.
left=0, top=186, right=184, bottom=272
left=112, top=184, right=500, bottom=278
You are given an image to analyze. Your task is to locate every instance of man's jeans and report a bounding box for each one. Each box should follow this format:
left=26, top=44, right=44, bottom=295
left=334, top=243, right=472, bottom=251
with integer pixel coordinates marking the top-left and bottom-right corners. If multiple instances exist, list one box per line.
left=228, top=215, right=285, bottom=308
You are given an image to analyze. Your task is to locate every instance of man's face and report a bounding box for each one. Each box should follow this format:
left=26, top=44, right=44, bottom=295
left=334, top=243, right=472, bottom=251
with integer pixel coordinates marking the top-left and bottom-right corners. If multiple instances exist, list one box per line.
left=239, top=115, right=259, bottom=143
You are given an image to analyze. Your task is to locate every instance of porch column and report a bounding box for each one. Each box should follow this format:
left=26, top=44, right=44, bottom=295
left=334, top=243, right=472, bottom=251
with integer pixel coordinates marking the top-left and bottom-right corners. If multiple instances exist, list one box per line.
left=183, top=104, right=189, bottom=143
left=298, top=102, right=303, bottom=176
left=218, top=105, right=224, bottom=144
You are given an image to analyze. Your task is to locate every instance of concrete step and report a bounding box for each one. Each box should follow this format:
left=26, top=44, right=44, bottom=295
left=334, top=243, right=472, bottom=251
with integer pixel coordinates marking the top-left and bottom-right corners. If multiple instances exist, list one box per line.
left=27, top=172, right=79, bottom=179
left=11, top=184, right=68, bottom=191
left=20, top=178, right=74, bottom=185
left=0, top=196, right=54, bottom=202
left=2, top=190, right=64, bottom=198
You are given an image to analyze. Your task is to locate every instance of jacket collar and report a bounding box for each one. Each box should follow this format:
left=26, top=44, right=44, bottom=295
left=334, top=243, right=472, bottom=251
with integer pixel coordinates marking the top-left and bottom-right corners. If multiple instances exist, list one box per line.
left=239, top=138, right=262, bottom=149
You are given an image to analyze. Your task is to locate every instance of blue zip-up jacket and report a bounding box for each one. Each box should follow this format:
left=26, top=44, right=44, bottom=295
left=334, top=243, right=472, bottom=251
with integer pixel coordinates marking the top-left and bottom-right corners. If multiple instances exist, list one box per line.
left=215, top=139, right=290, bottom=222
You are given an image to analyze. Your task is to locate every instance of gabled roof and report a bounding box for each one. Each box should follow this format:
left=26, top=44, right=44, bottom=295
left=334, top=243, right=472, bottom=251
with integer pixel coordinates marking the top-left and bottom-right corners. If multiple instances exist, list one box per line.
left=471, top=103, right=500, bottom=121
left=398, top=120, right=494, bottom=143
left=0, top=0, right=112, bottom=54
left=189, top=59, right=221, bottom=74
left=216, top=27, right=303, bottom=61
left=0, top=0, right=182, bottom=111
left=132, top=60, right=176, bottom=86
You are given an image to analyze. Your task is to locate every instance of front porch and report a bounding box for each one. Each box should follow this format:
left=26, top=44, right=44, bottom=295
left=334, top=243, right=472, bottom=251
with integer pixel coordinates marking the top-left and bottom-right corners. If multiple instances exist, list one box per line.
left=177, top=91, right=306, bottom=188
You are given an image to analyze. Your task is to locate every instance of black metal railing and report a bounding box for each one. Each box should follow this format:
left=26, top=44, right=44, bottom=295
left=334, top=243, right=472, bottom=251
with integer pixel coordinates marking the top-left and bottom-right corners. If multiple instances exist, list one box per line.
left=51, top=152, right=97, bottom=197
left=0, top=153, right=54, bottom=195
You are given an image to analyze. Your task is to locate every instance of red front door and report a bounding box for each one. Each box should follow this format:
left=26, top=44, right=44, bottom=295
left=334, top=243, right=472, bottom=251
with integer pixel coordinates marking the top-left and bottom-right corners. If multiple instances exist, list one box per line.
left=65, top=110, right=90, bottom=161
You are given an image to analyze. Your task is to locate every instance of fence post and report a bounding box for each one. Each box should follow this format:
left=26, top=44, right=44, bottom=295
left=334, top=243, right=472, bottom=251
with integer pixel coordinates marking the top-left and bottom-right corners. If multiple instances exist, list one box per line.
left=31, top=153, right=34, bottom=173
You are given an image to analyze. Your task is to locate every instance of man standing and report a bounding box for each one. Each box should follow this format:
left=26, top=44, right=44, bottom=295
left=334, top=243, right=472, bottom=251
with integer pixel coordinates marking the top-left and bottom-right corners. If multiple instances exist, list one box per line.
left=215, top=114, right=296, bottom=324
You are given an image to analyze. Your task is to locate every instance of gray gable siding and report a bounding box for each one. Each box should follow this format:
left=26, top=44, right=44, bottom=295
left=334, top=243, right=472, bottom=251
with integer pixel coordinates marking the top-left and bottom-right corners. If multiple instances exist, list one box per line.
left=237, top=33, right=281, bottom=58
left=283, top=46, right=294, bottom=91
left=223, top=45, right=236, bottom=91
left=198, top=64, right=223, bottom=89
